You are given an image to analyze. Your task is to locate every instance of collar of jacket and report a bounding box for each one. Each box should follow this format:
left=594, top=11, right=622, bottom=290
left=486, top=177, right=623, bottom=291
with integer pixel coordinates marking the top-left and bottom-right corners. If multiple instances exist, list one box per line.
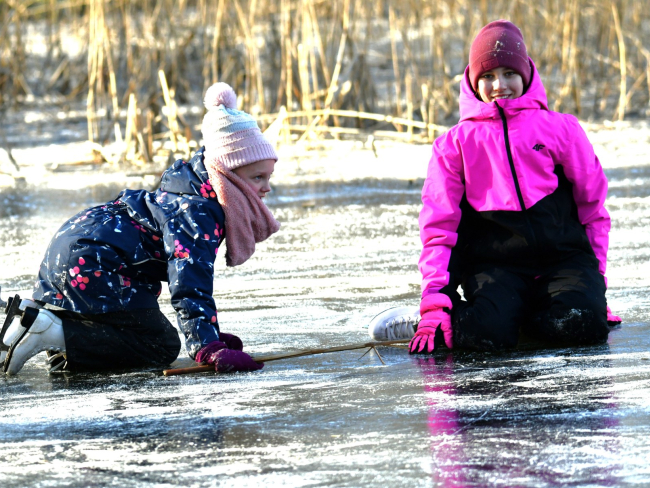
left=458, top=58, right=549, bottom=123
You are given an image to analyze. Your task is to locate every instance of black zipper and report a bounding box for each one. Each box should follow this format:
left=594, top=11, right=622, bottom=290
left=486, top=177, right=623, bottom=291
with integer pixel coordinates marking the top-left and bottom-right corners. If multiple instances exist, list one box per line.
left=495, top=101, right=541, bottom=265
left=495, top=102, right=526, bottom=211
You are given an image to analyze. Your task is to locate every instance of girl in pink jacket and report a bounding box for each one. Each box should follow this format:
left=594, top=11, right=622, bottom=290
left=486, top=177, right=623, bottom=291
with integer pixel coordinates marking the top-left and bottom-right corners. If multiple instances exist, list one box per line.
left=370, top=20, right=621, bottom=352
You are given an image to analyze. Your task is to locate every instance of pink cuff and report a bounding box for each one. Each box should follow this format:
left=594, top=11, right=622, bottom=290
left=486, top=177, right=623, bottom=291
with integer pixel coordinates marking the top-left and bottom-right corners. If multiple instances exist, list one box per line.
left=420, top=293, right=453, bottom=315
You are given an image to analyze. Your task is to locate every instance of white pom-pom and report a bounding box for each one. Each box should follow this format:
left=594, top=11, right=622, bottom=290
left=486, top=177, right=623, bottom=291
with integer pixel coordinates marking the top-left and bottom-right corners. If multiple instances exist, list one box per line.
left=204, top=82, right=237, bottom=110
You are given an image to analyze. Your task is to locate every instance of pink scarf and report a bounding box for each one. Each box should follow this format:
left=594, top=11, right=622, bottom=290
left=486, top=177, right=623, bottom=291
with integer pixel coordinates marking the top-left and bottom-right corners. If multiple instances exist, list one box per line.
left=205, top=157, right=280, bottom=266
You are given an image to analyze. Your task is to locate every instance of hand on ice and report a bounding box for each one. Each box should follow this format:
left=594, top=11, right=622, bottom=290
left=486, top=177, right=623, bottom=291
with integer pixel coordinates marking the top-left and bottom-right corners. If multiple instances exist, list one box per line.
left=409, top=294, right=453, bottom=354
left=195, top=339, right=263, bottom=373
left=209, top=349, right=263, bottom=373
left=194, top=331, right=244, bottom=360
left=409, top=311, right=453, bottom=354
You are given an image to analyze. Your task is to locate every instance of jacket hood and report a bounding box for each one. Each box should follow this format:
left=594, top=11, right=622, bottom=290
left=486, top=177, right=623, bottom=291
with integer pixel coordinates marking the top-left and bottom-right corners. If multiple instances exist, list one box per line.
left=159, top=147, right=212, bottom=197
left=458, top=58, right=548, bottom=122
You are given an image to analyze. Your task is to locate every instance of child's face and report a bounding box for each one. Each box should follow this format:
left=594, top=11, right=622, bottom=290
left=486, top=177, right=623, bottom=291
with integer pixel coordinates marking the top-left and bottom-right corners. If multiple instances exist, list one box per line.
left=233, top=159, right=275, bottom=198
left=477, top=67, right=524, bottom=103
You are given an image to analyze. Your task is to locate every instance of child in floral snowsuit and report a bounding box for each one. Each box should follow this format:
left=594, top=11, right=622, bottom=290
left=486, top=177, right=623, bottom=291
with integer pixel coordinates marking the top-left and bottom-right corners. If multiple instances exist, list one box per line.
left=3, top=83, right=279, bottom=375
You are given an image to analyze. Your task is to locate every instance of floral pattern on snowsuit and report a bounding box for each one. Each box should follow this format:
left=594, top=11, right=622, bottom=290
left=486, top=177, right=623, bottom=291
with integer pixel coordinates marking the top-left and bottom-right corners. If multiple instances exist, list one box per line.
left=33, top=147, right=226, bottom=358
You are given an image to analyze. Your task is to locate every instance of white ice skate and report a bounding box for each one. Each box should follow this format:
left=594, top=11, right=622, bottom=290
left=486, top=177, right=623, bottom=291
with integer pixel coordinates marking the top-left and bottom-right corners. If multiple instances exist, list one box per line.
left=368, top=306, right=420, bottom=341
left=1, top=296, right=44, bottom=365
left=3, top=308, right=65, bottom=376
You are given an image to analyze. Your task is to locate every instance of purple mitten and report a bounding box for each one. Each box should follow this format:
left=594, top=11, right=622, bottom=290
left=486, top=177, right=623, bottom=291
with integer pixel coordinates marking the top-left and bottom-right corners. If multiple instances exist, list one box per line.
left=409, top=294, right=453, bottom=354
left=211, top=349, right=264, bottom=373
left=195, top=341, right=227, bottom=364
left=219, top=332, right=243, bottom=351
left=606, top=306, right=622, bottom=326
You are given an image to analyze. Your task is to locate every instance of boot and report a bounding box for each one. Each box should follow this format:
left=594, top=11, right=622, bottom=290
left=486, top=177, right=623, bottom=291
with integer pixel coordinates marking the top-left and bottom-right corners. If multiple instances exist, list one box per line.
left=367, top=306, right=420, bottom=341
left=4, top=308, right=66, bottom=376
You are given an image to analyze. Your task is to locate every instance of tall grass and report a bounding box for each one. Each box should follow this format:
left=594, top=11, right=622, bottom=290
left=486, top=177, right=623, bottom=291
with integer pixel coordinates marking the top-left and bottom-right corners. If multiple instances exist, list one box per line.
left=1, top=0, right=649, bottom=156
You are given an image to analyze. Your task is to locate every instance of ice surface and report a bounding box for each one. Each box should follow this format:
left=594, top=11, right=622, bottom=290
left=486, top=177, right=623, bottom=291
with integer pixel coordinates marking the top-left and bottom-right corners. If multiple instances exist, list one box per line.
left=1, top=124, right=650, bottom=486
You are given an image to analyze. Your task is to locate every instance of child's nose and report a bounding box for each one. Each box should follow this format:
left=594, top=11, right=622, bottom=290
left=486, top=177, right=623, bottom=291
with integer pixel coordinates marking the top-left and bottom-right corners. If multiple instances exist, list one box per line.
left=496, top=75, right=509, bottom=90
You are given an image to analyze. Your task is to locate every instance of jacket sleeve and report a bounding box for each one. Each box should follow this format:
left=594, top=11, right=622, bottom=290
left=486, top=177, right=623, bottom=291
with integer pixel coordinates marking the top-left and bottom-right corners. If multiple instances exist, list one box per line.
left=560, top=117, right=611, bottom=279
left=163, top=198, right=225, bottom=358
left=419, top=130, right=466, bottom=298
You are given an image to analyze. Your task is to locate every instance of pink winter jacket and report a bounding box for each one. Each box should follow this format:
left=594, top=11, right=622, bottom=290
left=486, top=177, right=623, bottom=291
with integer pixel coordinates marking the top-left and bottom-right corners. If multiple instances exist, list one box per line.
left=419, top=59, right=610, bottom=298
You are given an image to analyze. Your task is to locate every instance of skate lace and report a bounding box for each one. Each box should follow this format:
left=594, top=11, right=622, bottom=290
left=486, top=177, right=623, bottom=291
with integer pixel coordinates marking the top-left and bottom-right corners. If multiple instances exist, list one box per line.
left=385, top=315, right=420, bottom=340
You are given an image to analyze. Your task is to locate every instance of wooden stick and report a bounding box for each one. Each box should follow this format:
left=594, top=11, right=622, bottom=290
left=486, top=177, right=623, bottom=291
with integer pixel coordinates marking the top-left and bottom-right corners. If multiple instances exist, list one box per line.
left=162, top=339, right=409, bottom=376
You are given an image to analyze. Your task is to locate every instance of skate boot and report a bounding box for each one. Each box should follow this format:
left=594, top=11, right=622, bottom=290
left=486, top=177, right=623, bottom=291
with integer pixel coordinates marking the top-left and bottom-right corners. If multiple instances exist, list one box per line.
left=368, top=306, right=420, bottom=341
left=1, top=296, right=45, bottom=364
left=13, top=300, right=67, bottom=372
left=3, top=308, right=65, bottom=376
left=1, top=294, right=25, bottom=365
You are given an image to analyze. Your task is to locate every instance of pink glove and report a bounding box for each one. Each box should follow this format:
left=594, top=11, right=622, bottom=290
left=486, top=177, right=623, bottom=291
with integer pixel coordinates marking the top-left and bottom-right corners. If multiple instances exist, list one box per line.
left=606, top=306, right=622, bottom=326
left=409, top=294, right=453, bottom=354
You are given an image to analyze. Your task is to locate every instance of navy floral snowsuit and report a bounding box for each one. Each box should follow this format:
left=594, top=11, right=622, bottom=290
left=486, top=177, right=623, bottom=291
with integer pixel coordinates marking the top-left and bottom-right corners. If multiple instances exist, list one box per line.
left=33, top=147, right=226, bottom=367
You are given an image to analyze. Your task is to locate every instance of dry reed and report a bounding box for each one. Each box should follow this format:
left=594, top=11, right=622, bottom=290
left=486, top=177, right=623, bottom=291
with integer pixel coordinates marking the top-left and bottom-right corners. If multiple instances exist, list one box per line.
left=1, top=0, right=649, bottom=164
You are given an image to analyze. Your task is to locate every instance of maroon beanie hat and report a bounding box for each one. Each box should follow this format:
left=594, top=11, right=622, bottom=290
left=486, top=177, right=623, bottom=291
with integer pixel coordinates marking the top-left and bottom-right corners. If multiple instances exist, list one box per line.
left=469, top=20, right=531, bottom=91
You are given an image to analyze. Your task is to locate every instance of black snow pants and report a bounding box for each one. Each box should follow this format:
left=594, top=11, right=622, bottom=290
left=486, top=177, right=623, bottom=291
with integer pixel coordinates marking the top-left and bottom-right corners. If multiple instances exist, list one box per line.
left=451, top=254, right=610, bottom=351
left=48, top=308, right=181, bottom=371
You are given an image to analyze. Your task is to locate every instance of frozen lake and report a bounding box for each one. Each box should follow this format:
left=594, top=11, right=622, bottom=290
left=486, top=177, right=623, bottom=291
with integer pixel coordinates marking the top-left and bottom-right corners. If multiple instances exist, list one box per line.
left=1, top=127, right=650, bottom=486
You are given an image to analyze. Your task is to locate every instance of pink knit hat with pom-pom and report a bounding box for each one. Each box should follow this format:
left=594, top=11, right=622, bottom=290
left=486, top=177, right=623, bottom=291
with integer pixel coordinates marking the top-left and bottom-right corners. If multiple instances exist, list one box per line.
left=201, top=82, right=278, bottom=170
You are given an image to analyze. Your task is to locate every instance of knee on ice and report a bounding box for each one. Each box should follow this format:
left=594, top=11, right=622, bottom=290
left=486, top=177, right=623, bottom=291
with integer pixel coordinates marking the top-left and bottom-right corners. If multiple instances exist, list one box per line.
left=545, top=308, right=609, bottom=345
